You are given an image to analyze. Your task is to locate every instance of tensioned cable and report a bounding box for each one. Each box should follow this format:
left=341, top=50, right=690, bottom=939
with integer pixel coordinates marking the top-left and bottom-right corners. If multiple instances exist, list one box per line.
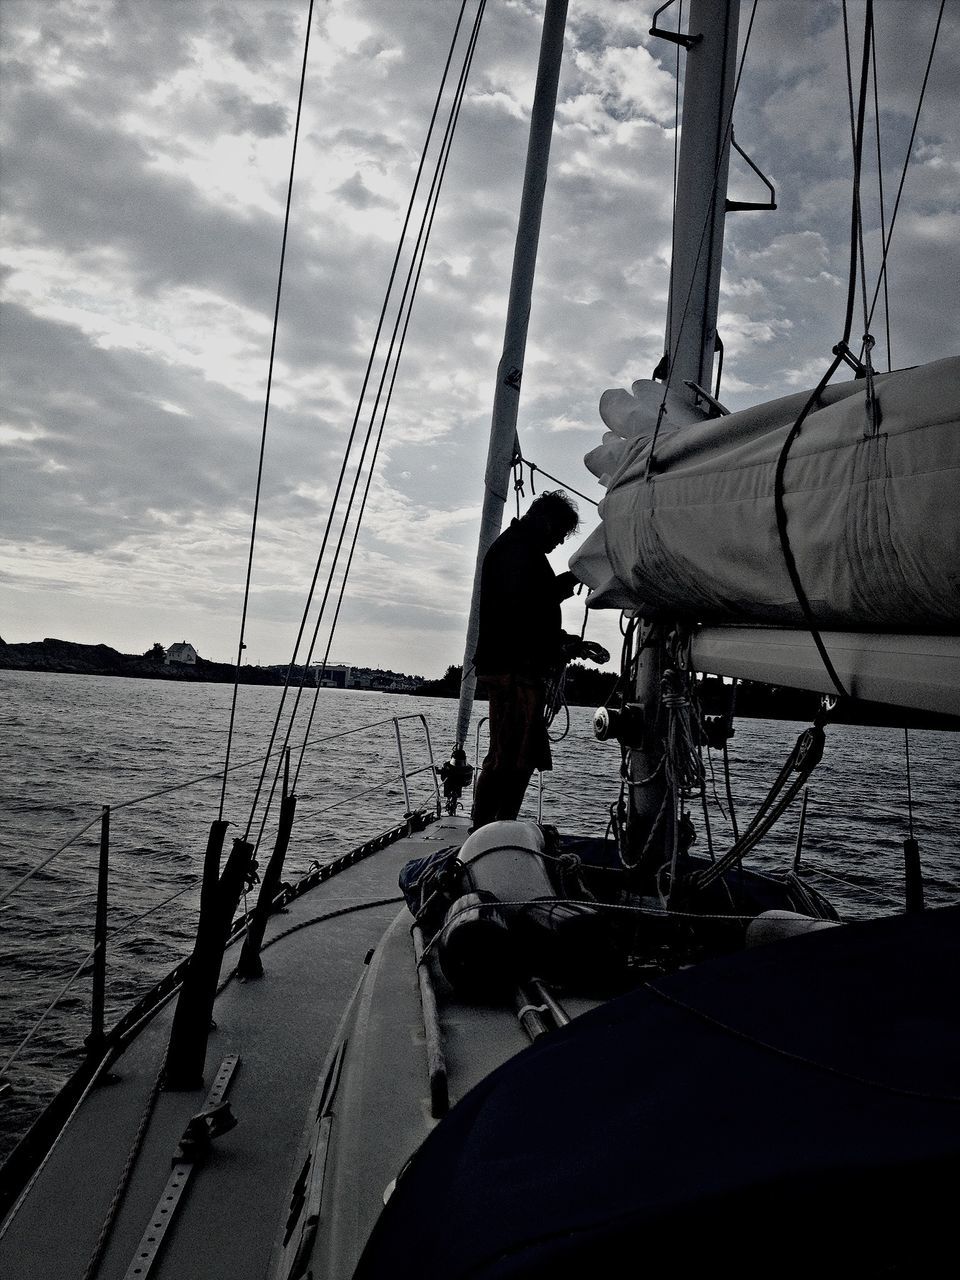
left=255, top=1, right=487, bottom=819
left=865, top=0, right=945, bottom=338
left=841, top=0, right=874, bottom=368
left=0, top=813, right=102, bottom=908
left=1, top=875, right=206, bottom=1079
left=771, top=0, right=875, bottom=702
left=514, top=454, right=600, bottom=507
left=664, top=0, right=684, bottom=356
left=239, top=1, right=476, bottom=842
left=0, top=947, right=97, bottom=1078
left=870, top=28, right=892, bottom=370
left=219, top=0, right=316, bottom=823
left=283, top=1, right=487, bottom=805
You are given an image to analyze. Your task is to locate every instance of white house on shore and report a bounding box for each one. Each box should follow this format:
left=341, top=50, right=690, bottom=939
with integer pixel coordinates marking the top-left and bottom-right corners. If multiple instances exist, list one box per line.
left=165, top=641, right=198, bottom=666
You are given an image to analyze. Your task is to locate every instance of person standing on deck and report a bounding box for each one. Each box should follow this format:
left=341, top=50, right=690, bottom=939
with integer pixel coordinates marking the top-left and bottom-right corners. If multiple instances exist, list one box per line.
left=471, top=490, right=608, bottom=827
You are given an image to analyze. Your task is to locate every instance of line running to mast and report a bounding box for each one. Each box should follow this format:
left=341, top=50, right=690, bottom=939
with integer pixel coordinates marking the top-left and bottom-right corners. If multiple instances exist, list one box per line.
left=240, top=2, right=485, bottom=845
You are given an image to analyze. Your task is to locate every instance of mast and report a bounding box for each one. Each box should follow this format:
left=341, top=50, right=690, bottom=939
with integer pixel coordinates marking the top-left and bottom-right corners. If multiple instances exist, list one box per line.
left=453, top=0, right=569, bottom=756
left=627, top=0, right=740, bottom=860
left=666, top=0, right=739, bottom=402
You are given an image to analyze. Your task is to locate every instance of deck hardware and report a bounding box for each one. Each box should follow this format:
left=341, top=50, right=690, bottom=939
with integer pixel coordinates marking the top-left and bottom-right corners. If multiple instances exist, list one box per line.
left=122, top=1054, right=239, bottom=1280
left=440, top=745, right=474, bottom=815
left=166, top=827, right=253, bottom=1089
left=412, top=925, right=449, bottom=1117
left=903, top=838, right=924, bottom=914
left=528, top=978, right=570, bottom=1028
left=173, top=1101, right=237, bottom=1163
left=650, top=0, right=702, bottom=48
left=283, top=1155, right=312, bottom=1247
left=831, top=339, right=868, bottom=376
left=792, top=789, right=809, bottom=874
left=238, top=790, right=298, bottom=980
left=682, top=380, right=730, bottom=416
left=86, top=805, right=110, bottom=1057
left=514, top=989, right=550, bottom=1040
left=725, top=131, right=777, bottom=211
left=594, top=702, right=646, bottom=747
left=393, top=717, right=413, bottom=817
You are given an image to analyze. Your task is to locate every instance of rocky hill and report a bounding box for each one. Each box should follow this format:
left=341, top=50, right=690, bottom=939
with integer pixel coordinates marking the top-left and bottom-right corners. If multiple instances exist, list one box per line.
left=0, top=637, right=284, bottom=684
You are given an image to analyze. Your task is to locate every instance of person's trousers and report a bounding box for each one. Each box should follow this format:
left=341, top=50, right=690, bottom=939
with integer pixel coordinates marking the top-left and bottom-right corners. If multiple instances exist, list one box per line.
left=471, top=674, right=551, bottom=827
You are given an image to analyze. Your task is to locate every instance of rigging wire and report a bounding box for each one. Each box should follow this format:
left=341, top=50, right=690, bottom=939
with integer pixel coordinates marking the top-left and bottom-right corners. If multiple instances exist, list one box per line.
left=292, top=69, right=477, bottom=796
left=239, top=0, right=477, bottom=842
left=276, top=0, right=488, bottom=810
left=219, top=0, right=316, bottom=823
left=864, top=0, right=945, bottom=337
left=512, top=452, right=600, bottom=507
left=869, top=28, right=892, bottom=370
left=841, top=0, right=875, bottom=365
left=664, top=0, right=683, bottom=355
left=771, top=1, right=876, bottom=703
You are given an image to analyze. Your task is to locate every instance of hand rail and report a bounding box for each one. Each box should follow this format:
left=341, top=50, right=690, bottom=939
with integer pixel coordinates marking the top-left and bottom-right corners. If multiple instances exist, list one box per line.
left=392, top=714, right=441, bottom=817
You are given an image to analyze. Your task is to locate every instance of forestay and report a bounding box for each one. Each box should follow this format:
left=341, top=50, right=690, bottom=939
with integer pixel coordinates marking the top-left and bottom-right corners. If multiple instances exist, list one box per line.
left=572, top=356, right=960, bottom=630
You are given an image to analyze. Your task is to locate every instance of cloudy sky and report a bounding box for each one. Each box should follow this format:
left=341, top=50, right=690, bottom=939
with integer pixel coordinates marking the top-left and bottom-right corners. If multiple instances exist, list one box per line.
left=2, top=0, right=957, bottom=677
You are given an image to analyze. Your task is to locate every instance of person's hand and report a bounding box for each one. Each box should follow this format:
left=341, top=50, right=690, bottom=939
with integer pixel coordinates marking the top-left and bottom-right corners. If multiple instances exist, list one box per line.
left=578, top=640, right=609, bottom=664
left=555, top=570, right=579, bottom=601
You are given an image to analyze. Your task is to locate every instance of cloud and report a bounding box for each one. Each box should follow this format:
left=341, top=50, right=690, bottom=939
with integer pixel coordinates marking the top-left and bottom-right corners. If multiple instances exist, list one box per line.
left=2, top=0, right=958, bottom=678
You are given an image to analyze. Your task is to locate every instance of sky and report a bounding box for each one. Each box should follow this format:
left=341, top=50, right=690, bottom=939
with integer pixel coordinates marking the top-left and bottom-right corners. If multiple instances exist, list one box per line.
left=2, top=0, right=957, bottom=678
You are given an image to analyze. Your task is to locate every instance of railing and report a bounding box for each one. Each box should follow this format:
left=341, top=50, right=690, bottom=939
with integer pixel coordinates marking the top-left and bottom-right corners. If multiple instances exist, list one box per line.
left=0, top=712, right=440, bottom=1091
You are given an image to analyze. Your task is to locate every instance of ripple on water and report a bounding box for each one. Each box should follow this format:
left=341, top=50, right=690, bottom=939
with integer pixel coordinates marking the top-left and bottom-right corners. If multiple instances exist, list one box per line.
left=0, top=673, right=957, bottom=1163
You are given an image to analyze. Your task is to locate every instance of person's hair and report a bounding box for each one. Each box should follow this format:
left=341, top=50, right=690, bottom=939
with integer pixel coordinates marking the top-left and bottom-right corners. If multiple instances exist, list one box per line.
left=529, top=490, right=579, bottom=539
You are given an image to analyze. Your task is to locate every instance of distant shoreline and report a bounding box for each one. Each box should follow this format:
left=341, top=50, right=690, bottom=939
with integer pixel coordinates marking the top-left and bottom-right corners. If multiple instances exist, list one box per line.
left=0, top=637, right=286, bottom=685
left=0, top=636, right=438, bottom=694
left=5, top=638, right=958, bottom=730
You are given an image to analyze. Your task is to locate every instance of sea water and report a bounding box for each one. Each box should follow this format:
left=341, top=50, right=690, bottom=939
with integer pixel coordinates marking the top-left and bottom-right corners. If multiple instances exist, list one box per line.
left=1, top=669, right=957, bottom=1163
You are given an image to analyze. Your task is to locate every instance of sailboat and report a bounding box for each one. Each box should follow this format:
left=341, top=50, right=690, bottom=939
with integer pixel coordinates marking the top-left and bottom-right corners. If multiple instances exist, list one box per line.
left=1, top=1, right=957, bottom=1277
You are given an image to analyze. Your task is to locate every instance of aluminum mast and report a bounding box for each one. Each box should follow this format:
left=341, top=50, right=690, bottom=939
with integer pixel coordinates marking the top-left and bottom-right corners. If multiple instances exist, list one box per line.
left=453, top=0, right=569, bottom=760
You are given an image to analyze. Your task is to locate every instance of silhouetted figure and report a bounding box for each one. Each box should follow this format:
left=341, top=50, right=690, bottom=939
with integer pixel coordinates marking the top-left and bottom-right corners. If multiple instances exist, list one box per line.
left=472, top=491, right=607, bottom=827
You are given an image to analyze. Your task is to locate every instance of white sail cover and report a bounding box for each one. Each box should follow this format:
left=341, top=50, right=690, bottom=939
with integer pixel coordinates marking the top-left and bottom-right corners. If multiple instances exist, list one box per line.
left=571, top=356, right=960, bottom=629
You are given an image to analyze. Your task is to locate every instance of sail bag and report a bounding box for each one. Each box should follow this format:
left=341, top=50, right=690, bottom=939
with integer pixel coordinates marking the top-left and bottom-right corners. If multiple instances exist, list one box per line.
left=571, top=356, right=960, bottom=629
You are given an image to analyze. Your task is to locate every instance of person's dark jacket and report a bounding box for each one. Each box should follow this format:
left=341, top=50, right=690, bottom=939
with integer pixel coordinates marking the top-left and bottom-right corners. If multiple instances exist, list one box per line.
left=474, top=518, right=572, bottom=678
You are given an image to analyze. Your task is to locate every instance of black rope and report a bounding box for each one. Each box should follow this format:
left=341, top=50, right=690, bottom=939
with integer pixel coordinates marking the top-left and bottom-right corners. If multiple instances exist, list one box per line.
left=219, top=0, right=316, bottom=822
left=242, top=1, right=477, bottom=841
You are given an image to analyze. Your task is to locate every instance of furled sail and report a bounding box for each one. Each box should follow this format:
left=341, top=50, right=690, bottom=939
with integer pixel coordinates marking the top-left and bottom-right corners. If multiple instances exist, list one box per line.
left=571, top=356, right=960, bottom=630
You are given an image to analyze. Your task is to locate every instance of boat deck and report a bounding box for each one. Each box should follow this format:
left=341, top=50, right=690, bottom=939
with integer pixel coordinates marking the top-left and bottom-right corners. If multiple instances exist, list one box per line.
left=0, top=814, right=471, bottom=1280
